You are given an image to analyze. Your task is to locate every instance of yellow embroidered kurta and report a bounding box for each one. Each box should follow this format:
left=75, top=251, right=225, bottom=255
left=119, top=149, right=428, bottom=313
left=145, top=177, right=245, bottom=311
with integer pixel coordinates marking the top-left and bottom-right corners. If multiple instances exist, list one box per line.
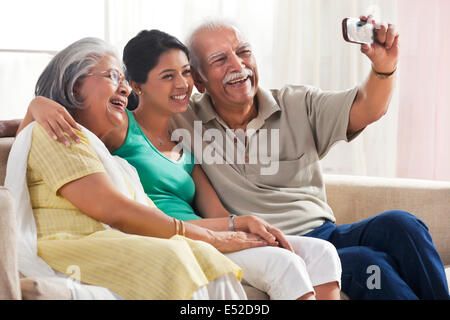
left=26, top=124, right=241, bottom=299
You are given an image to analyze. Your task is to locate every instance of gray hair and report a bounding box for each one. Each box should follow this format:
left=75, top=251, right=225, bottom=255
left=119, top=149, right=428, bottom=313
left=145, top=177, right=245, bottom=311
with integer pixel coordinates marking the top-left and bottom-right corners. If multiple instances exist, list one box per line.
left=186, top=19, right=247, bottom=81
left=35, top=37, right=119, bottom=114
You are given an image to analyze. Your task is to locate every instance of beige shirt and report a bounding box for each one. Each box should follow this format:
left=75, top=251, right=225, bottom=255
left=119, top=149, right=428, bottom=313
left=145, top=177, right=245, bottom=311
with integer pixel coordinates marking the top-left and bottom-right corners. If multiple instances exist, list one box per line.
left=170, top=85, right=360, bottom=235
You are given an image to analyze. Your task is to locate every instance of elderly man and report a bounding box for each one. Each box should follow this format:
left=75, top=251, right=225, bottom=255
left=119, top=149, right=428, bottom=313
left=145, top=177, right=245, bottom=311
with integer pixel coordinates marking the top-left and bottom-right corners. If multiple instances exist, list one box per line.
left=167, top=17, right=449, bottom=300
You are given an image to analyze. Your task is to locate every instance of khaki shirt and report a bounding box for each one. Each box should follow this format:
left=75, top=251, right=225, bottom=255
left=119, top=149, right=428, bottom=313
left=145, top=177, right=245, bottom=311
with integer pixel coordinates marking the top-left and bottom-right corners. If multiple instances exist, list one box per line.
left=170, top=85, right=360, bottom=235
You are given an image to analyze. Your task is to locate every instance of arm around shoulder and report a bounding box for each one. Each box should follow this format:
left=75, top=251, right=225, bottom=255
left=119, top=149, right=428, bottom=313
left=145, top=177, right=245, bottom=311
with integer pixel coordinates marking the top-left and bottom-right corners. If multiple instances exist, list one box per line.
left=17, top=96, right=80, bottom=145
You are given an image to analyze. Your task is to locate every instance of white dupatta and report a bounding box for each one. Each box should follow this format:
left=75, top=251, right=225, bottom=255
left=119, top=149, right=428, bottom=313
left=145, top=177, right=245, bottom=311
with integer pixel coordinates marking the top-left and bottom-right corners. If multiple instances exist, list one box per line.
left=4, top=122, right=149, bottom=299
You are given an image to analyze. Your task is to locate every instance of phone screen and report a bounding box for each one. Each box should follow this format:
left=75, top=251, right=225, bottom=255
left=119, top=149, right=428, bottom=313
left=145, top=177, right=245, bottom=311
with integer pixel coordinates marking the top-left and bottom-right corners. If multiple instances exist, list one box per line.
left=344, top=18, right=374, bottom=44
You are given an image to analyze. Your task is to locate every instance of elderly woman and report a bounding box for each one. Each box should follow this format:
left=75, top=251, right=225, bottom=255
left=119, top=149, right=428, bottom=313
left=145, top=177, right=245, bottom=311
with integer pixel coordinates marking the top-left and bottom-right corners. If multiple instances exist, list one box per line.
left=5, top=37, right=273, bottom=300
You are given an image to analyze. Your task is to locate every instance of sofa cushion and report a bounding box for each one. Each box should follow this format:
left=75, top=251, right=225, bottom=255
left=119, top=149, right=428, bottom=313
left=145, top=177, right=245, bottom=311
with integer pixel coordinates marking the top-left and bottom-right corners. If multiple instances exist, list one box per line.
left=20, top=277, right=72, bottom=300
left=325, top=174, right=450, bottom=266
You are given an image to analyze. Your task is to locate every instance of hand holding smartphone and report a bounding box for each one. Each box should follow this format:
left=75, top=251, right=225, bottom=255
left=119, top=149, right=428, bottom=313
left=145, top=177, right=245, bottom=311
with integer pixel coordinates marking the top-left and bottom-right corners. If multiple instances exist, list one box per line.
left=342, top=17, right=374, bottom=45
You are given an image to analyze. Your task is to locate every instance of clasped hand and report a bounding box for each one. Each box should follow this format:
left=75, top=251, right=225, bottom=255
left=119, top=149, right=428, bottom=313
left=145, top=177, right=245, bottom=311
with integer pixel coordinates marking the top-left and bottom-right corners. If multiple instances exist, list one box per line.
left=214, top=215, right=294, bottom=253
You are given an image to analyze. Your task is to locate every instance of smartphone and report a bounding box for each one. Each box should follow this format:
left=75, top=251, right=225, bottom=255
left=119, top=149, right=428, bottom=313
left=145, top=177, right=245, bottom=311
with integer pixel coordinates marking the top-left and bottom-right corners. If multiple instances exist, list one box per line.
left=342, top=18, right=374, bottom=45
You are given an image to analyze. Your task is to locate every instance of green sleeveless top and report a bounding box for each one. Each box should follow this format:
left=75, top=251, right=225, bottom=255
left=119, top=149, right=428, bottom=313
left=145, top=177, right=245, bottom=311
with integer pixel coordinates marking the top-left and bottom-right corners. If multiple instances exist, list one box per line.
left=112, top=109, right=201, bottom=221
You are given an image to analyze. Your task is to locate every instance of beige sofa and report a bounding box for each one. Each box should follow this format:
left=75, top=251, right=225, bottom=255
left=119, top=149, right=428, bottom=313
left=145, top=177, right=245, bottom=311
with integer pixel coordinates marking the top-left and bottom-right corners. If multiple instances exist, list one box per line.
left=1, top=136, right=449, bottom=299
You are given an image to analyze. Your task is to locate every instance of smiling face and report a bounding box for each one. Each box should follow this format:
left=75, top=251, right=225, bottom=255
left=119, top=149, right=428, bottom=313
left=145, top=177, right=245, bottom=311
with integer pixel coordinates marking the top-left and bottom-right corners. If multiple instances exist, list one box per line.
left=74, top=54, right=130, bottom=138
left=135, top=49, right=193, bottom=116
left=192, top=26, right=259, bottom=110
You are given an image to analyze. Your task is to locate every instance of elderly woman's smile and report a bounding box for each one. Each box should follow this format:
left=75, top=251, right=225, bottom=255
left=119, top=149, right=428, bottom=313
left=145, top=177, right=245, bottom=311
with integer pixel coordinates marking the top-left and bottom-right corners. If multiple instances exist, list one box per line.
left=75, top=54, right=130, bottom=138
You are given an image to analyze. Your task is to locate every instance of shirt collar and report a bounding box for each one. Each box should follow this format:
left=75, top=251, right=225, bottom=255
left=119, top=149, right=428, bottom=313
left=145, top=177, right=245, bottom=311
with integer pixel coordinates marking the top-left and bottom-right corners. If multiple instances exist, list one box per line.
left=191, top=87, right=281, bottom=127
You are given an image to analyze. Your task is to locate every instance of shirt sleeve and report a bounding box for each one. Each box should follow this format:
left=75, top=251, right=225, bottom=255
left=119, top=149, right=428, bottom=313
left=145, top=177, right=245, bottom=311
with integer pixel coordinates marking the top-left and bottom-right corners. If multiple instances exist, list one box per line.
left=28, top=123, right=106, bottom=194
left=304, top=86, right=360, bottom=159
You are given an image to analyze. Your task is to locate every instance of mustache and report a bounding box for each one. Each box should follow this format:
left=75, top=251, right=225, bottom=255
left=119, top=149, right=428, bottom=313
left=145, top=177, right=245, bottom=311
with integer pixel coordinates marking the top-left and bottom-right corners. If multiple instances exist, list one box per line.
left=222, top=68, right=253, bottom=85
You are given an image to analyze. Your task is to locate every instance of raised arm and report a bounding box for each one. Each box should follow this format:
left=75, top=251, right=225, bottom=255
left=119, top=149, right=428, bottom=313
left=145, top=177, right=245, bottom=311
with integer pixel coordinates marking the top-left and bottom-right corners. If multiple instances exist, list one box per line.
left=348, top=15, right=399, bottom=135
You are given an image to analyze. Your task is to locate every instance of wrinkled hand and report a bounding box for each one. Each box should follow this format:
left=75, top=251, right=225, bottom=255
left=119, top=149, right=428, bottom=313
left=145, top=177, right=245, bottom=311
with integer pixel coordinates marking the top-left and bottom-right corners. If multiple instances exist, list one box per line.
left=238, top=216, right=294, bottom=252
left=29, top=96, right=81, bottom=146
left=209, top=230, right=272, bottom=253
left=360, top=15, right=399, bottom=73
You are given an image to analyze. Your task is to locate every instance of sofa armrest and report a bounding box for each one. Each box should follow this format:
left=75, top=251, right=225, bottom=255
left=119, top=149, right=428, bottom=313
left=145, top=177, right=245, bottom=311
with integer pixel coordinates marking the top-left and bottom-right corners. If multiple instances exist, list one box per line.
left=324, top=174, right=450, bottom=265
left=0, top=187, right=21, bottom=299
left=0, top=119, right=21, bottom=138
left=0, top=137, right=14, bottom=185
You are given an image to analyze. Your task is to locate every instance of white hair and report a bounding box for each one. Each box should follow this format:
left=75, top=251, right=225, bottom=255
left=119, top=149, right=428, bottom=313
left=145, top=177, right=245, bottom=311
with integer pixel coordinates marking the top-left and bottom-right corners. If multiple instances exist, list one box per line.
left=35, top=37, right=119, bottom=114
left=185, top=19, right=248, bottom=81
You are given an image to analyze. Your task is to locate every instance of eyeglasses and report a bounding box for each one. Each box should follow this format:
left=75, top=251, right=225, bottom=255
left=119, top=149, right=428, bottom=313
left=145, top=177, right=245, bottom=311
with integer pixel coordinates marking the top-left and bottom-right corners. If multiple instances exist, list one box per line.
left=86, top=69, right=130, bottom=90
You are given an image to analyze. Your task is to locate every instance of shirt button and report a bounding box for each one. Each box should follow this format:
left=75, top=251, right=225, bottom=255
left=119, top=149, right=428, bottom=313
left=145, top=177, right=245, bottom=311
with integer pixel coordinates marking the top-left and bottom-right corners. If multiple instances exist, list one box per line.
left=245, top=156, right=249, bottom=163
left=234, top=137, right=238, bottom=144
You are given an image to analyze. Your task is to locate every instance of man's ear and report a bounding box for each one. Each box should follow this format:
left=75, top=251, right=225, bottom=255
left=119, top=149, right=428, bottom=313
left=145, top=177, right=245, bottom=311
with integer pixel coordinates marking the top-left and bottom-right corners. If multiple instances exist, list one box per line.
left=192, top=69, right=206, bottom=93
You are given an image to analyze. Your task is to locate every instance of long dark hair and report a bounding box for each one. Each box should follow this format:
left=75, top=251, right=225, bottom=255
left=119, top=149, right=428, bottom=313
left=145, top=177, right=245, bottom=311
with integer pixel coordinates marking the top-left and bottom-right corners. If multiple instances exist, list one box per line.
left=123, top=29, right=190, bottom=110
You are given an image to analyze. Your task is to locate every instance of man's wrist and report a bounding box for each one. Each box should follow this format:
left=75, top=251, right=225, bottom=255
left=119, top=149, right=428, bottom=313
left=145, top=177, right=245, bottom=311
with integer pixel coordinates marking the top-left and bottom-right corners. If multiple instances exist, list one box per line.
left=228, top=214, right=236, bottom=232
left=231, top=215, right=250, bottom=232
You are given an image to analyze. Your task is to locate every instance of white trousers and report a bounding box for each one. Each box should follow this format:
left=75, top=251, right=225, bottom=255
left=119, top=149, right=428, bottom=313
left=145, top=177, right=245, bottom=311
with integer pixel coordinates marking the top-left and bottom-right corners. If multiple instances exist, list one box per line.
left=224, top=235, right=342, bottom=300
left=191, top=273, right=248, bottom=300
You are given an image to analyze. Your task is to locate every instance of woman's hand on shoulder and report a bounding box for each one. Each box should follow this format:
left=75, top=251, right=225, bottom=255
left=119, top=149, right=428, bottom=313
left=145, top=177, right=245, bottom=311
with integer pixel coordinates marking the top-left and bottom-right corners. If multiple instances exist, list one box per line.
left=29, top=96, right=81, bottom=146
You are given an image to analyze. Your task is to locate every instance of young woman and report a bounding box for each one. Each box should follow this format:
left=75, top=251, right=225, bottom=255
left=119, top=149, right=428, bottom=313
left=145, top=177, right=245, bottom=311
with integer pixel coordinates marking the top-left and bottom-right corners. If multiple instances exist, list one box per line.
left=22, top=30, right=342, bottom=300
